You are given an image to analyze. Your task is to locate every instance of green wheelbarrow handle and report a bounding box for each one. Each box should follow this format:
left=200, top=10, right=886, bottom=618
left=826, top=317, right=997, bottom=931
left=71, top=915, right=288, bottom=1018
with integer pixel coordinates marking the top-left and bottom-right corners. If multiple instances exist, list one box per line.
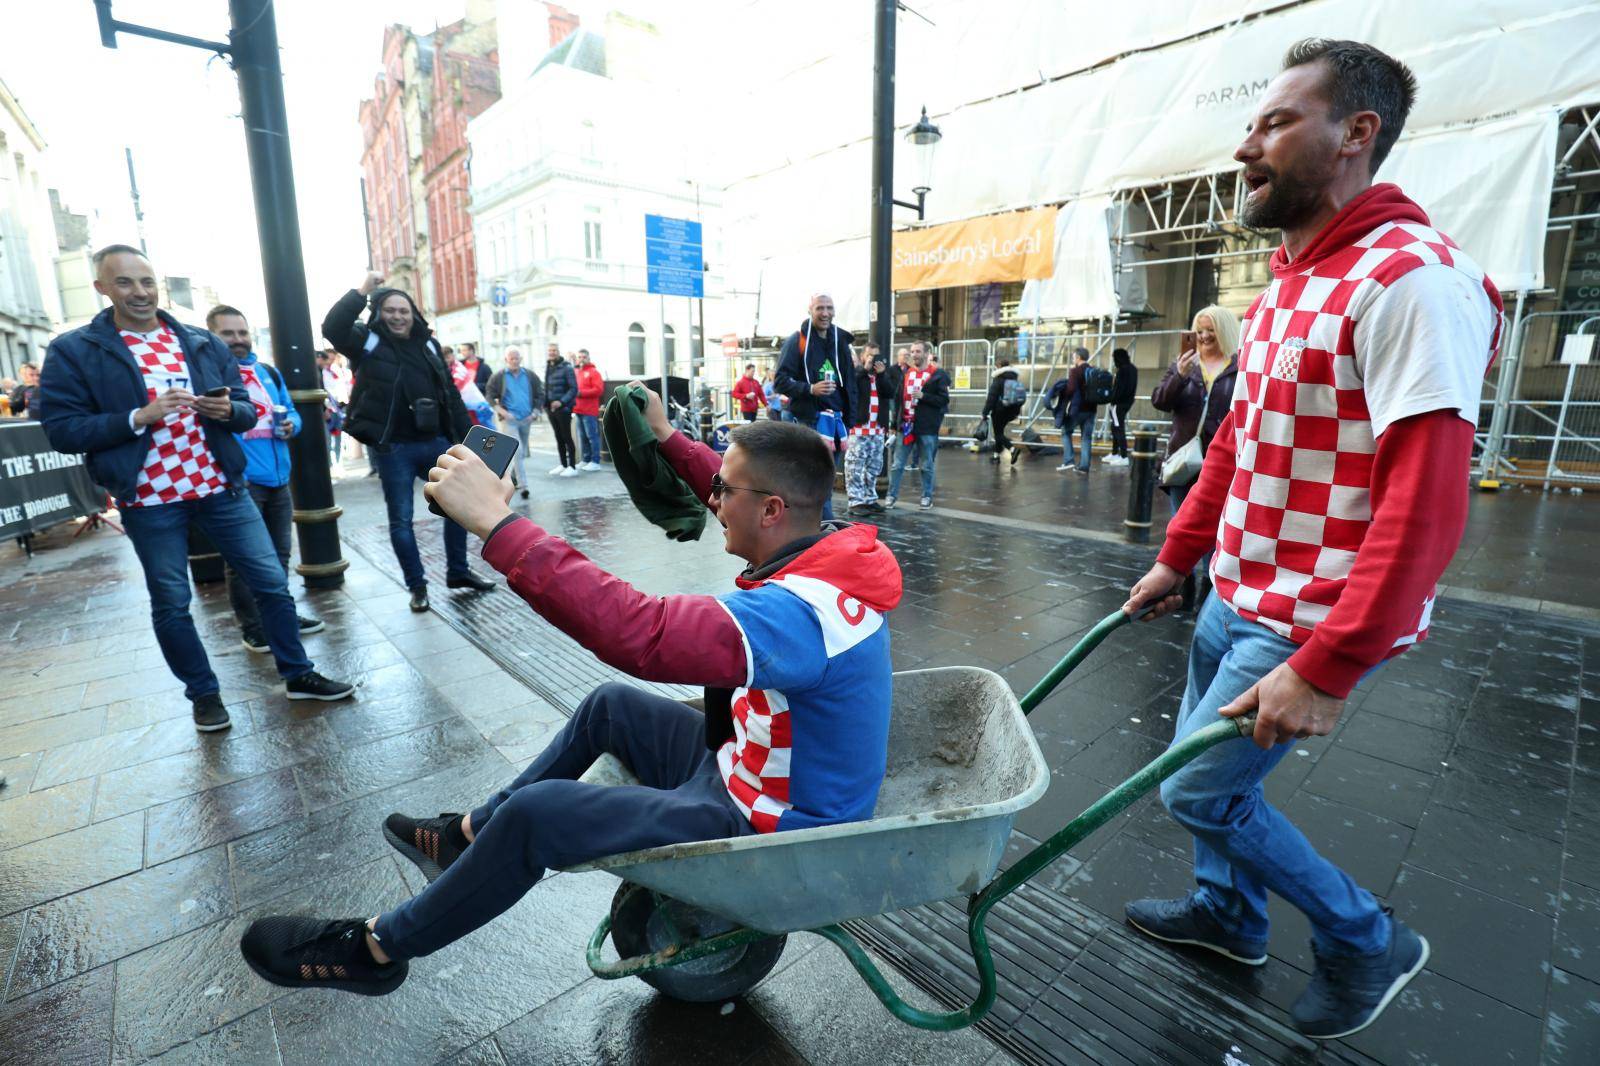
left=1019, top=608, right=1139, bottom=715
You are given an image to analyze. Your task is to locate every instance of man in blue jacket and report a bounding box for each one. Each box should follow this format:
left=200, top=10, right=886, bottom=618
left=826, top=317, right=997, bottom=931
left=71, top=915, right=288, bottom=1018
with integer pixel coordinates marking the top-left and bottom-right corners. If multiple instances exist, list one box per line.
left=39, top=247, right=353, bottom=732
left=206, top=305, right=326, bottom=653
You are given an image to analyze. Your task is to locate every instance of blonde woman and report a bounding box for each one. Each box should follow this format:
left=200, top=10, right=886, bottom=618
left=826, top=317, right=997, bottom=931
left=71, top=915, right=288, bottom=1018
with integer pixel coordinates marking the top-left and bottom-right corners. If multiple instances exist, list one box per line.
left=1150, top=304, right=1241, bottom=607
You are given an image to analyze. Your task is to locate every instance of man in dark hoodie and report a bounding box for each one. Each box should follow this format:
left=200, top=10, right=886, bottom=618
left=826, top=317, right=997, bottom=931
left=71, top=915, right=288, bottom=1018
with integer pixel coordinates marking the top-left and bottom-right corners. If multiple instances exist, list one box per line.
left=241, top=391, right=902, bottom=996
left=322, top=271, right=495, bottom=612
left=543, top=343, right=579, bottom=476
left=774, top=292, right=855, bottom=519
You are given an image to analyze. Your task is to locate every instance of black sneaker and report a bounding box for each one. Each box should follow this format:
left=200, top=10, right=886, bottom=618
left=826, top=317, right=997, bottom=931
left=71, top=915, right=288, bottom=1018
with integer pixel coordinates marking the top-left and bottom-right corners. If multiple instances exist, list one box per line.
left=383, top=812, right=468, bottom=883
left=285, top=671, right=356, bottom=702
left=1291, top=912, right=1429, bottom=1039
left=1125, top=894, right=1269, bottom=966
left=847, top=503, right=876, bottom=516
left=239, top=916, right=407, bottom=996
left=409, top=587, right=429, bottom=613
left=240, top=629, right=269, bottom=655
left=297, top=615, right=325, bottom=635
left=192, top=693, right=232, bottom=733
left=446, top=571, right=495, bottom=592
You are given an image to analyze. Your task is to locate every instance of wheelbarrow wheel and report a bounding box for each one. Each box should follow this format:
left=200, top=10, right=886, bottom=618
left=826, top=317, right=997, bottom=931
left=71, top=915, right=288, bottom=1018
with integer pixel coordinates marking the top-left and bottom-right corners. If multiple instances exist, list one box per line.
left=609, top=881, right=786, bottom=1003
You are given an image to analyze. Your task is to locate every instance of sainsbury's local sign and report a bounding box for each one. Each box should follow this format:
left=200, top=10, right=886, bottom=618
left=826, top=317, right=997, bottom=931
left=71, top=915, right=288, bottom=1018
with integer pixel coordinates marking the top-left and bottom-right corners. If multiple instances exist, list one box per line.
left=891, top=207, right=1056, bottom=292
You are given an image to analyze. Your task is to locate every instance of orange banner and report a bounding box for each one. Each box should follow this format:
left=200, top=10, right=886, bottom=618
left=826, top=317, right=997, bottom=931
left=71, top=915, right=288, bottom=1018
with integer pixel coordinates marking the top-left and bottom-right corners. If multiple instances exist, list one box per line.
left=892, top=207, right=1056, bottom=291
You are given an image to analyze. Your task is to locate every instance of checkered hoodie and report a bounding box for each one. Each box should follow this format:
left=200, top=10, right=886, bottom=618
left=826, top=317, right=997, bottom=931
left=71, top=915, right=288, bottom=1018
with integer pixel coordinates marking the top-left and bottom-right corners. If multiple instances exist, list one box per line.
left=1161, top=184, right=1501, bottom=691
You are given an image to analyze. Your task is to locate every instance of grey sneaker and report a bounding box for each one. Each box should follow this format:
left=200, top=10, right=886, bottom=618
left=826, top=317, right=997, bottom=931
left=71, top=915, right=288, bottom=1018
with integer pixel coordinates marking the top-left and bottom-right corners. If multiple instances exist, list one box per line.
left=1291, top=911, right=1429, bottom=1040
left=919, top=497, right=933, bottom=510
left=192, top=693, right=232, bottom=733
left=1125, top=894, right=1268, bottom=966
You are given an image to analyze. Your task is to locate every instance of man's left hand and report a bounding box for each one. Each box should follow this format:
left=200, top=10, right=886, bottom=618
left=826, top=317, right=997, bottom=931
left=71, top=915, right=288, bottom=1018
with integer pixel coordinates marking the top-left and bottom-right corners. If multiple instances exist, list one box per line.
left=425, top=445, right=515, bottom=540
left=192, top=395, right=233, bottom=421
left=1219, top=662, right=1346, bottom=749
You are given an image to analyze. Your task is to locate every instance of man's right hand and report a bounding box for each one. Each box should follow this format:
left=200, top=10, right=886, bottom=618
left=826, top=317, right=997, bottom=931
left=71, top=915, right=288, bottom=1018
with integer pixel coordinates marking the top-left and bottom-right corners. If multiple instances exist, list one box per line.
left=358, top=271, right=384, bottom=296
left=134, top=388, right=195, bottom=428
left=810, top=380, right=836, bottom=396
left=630, top=381, right=674, bottom=443
left=1123, top=561, right=1185, bottom=621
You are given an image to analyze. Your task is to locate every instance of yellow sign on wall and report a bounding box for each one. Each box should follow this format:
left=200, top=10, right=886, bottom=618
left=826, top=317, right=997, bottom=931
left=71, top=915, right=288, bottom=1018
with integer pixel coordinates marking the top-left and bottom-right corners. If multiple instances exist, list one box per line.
left=892, top=207, right=1056, bottom=291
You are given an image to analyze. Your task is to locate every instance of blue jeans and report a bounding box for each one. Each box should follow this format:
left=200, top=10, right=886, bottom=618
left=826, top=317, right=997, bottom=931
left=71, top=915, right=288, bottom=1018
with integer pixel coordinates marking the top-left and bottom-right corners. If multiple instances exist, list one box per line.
left=371, top=438, right=470, bottom=590
left=1068, top=410, right=1095, bottom=470
left=374, top=683, right=754, bottom=959
left=121, top=487, right=314, bottom=699
left=576, top=413, right=601, bottom=464
left=1161, top=595, right=1389, bottom=956
left=888, top=434, right=939, bottom=501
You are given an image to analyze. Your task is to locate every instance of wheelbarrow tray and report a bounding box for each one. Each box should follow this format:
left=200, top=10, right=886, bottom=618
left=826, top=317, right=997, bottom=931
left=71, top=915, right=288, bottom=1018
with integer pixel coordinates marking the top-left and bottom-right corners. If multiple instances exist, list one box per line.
left=565, top=666, right=1049, bottom=934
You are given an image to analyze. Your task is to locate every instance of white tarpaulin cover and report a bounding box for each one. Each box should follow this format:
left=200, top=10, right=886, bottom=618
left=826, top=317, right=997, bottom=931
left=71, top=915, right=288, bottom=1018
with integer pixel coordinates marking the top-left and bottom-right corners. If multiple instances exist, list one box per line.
left=724, top=0, right=1600, bottom=310
left=1018, top=197, right=1118, bottom=321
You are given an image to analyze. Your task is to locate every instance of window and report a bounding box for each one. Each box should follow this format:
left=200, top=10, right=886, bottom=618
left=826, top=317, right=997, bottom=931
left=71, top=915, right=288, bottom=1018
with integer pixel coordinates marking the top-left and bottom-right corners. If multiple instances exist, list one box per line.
left=583, top=208, right=602, bottom=263
left=628, top=323, right=646, bottom=376
left=662, top=324, right=676, bottom=372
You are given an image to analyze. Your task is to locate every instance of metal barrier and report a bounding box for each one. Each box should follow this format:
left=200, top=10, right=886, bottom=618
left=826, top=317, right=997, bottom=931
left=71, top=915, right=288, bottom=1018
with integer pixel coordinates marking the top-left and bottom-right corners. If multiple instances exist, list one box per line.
left=1477, top=308, right=1600, bottom=489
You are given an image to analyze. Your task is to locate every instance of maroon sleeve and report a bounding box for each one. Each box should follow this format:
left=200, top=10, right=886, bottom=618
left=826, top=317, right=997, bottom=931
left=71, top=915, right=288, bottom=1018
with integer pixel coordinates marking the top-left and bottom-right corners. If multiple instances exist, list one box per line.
left=658, top=430, right=722, bottom=507
left=1155, top=409, right=1239, bottom=575
left=481, top=517, right=748, bottom=687
left=1287, top=411, right=1472, bottom=698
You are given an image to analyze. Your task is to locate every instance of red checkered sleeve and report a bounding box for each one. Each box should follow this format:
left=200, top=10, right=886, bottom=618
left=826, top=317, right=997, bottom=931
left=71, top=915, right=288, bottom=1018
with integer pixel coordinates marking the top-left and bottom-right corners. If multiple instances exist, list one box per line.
left=483, top=516, right=748, bottom=687
left=1286, top=410, right=1472, bottom=698
left=1156, top=409, right=1239, bottom=576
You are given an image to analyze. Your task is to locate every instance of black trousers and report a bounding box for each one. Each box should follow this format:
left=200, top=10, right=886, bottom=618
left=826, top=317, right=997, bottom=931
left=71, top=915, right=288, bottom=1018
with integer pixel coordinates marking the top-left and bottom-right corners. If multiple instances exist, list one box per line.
left=991, top=408, right=1020, bottom=452
left=549, top=408, right=576, bottom=468
left=1109, top=402, right=1134, bottom=457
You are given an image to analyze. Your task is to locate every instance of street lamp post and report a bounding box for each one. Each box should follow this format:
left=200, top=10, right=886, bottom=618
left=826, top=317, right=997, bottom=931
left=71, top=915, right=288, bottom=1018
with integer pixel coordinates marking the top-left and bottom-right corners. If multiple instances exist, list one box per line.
left=870, top=0, right=942, bottom=361
left=93, top=0, right=347, bottom=588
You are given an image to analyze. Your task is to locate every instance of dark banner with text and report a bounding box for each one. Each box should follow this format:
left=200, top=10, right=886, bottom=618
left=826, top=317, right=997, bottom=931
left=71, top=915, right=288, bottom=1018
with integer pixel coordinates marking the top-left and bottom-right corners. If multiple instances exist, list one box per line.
left=0, top=421, right=104, bottom=539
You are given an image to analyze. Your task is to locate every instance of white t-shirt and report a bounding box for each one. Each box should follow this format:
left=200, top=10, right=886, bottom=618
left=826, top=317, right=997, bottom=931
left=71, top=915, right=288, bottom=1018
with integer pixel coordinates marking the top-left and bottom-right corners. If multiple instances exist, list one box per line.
left=1353, top=263, right=1499, bottom=437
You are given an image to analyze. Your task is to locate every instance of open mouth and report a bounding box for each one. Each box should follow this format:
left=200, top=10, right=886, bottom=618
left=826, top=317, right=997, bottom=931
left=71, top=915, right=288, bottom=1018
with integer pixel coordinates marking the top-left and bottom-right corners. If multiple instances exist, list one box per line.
left=1244, top=171, right=1270, bottom=195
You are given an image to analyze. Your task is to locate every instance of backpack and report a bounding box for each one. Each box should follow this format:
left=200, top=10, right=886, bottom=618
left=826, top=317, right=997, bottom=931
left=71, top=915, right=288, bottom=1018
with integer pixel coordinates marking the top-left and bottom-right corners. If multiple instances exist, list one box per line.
left=1082, top=366, right=1115, bottom=406
left=1000, top=376, right=1028, bottom=407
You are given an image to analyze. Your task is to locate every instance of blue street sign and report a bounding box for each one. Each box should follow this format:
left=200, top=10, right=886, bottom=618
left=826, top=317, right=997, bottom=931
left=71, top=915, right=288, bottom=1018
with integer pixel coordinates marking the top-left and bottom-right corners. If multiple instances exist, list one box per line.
left=645, top=213, right=704, bottom=298
left=492, top=284, right=509, bottom=307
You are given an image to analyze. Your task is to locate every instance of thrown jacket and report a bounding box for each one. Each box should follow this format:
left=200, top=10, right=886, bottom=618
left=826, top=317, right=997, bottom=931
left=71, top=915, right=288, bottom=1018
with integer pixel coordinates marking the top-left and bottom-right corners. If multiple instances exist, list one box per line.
left=774, top=319, right=855, bottom=425
left=1149, top=356, right=1238, bottom=459
left=233, top=352, right=302, bottom=489
left=544, top=359, right=578, bottom=409
left=39, top=308, right=255, bottom=501
left=321, top=288, right=469, bottom=446
left=602, top=383, right=706, bottom=541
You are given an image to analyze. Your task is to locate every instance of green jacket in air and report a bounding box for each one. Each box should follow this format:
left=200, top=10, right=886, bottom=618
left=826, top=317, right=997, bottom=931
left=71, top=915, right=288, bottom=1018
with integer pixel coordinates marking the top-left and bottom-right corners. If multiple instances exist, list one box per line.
left=602, top=383, right=707, bottom=542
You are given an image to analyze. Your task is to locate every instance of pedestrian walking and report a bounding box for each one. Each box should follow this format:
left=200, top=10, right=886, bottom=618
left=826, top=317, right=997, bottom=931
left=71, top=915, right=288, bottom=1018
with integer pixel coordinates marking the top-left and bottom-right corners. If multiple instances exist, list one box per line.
left=1150, top=306, right=1240, bottom=609
left=1122, top=39, right=1503, bottom=1040
left=732, top=362, right=766, bottom=422
left=8, top=362, right=39, bottom=419
left=1049, top=348, right=1098, bottom=473
left=543, top=344, right=579, bottom=477
left=1106, top=347, right=1138, bottom=464
left=980, top=356, right=1026, bottom=466
left=845, top=341, right=892, bottom=514
left=774, top=292, right=855, bottom=519
left=486, top=348, right=541, bottom=498
left=574, top=349, right=604, bottom=470
left=317, top=350, right=351, bottom=466
left=322, top=270, right=496, bottom=613
left=40, top=246, right=353, bottom=732
left=885, top=341, right=948, bottom=509
left=206, top=304, right=325, bottom=652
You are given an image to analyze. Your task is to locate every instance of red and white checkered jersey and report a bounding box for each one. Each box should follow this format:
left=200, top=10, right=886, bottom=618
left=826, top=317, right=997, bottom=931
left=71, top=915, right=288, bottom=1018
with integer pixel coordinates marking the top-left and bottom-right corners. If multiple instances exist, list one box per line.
left=1211, top=218, right=1500, bottom=646
left=851, top=374, right=884, bottom=436
left=122, top=328, right=228, bottom=508
left=716, top=687, right=794, bottom=831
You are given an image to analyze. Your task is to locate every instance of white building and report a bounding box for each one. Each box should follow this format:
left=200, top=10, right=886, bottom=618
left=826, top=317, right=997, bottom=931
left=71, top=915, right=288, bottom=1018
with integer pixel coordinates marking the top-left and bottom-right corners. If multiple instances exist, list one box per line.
left=0, top=76, right=65, bottom=378
left=464, top=13, right=734, bottom=386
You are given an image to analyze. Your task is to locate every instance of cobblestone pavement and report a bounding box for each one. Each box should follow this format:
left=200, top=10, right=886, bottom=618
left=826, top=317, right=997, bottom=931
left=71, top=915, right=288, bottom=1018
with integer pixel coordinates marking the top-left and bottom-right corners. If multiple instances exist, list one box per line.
left=1, top=434, right=1596, bottom=1064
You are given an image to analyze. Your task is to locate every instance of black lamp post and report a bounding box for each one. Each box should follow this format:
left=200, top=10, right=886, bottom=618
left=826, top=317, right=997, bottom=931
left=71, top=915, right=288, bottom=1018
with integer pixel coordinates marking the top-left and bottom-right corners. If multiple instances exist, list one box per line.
left=869, top=0, right=943, bottom=363
left=93, top=0, right=347, bottom=588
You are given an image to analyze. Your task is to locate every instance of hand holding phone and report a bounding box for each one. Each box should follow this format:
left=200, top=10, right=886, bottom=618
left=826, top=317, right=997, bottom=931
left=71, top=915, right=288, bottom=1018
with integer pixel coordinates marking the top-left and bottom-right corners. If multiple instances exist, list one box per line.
left=426, top=426, right=519, bottom=522
left=206, top=386, right=231, bottom=398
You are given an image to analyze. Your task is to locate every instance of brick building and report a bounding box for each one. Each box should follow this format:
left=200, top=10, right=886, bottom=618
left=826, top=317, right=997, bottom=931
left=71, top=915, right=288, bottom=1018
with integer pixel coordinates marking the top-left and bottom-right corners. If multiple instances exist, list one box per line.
left=358, top=26, right=423, bottom=302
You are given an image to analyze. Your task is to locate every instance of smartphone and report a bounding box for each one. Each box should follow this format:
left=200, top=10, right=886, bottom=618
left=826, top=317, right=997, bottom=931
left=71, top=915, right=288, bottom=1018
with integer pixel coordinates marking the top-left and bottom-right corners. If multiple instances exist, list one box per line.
left=206, top=386, right=231, bottom=398
left=427, top=425, right=520, bottom=518
left=1180, top=331, right=1197, bottom=355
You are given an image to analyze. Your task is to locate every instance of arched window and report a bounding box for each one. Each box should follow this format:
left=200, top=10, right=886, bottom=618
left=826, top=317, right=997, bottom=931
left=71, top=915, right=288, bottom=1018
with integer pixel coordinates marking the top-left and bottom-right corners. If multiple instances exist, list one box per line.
left=628, top=323, right=646, bottom=376
left=662, top=324, right=676, bottom=373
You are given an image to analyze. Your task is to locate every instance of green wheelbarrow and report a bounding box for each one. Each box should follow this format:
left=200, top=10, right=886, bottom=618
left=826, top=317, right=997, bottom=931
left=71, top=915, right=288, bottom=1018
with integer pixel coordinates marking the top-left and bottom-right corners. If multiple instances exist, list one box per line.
left=565, top=608, right=1254, bottom=1029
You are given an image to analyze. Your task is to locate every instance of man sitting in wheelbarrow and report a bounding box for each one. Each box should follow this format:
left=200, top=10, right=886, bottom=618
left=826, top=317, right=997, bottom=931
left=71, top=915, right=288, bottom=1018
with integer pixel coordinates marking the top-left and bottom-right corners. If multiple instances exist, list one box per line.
left=240, top=387, right=903, bottom=995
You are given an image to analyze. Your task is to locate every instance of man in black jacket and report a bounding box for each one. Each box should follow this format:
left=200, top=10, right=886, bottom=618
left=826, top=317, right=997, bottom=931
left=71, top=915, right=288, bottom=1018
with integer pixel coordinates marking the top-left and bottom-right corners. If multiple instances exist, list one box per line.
left=543, top=344, right=579, bottom=476
left=885, top=341, right=949, bottom=509
left=774, top=293, right=854, bottom=518
left=41, top=246, right=353, bottom=731
left=844, top=341, right=893, bottom=514
left=322, top=271, right=495, bottom=613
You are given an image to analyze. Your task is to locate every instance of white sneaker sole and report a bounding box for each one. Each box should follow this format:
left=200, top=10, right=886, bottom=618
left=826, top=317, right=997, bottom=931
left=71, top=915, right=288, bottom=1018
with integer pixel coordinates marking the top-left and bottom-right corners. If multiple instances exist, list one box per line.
left=286, top=685, right=357, bottom=702
left=1126, top=915, right=1269, bottom=966
left=1306, top=934, right=1431, bottom=1041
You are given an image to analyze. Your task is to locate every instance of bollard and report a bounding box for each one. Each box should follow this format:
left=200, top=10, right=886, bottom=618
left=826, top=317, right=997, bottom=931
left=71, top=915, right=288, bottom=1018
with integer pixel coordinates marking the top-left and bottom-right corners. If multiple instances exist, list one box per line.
left=1125, top=423, right=1159, bottom=538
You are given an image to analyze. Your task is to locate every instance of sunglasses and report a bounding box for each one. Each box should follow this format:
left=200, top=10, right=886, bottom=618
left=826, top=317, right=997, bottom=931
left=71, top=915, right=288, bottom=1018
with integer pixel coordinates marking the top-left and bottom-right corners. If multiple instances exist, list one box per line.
left=709, top=472, right=779, bottom=502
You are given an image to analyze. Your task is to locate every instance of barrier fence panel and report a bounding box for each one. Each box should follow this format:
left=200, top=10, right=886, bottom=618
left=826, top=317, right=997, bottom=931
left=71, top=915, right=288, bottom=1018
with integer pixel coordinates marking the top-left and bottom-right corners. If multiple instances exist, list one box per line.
left=1479, top=309, right=1600, bottom=488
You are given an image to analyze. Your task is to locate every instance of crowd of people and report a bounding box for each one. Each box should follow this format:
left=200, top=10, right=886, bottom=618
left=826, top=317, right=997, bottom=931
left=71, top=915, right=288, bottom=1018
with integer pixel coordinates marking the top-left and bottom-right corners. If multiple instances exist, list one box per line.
left=23, top=36, right=1507, bottom=1047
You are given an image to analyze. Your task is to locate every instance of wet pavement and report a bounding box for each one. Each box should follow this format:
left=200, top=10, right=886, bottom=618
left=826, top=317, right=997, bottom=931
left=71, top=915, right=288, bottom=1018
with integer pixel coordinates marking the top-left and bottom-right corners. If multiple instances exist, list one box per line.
left=1, top=428, right=1596, bottom=1065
